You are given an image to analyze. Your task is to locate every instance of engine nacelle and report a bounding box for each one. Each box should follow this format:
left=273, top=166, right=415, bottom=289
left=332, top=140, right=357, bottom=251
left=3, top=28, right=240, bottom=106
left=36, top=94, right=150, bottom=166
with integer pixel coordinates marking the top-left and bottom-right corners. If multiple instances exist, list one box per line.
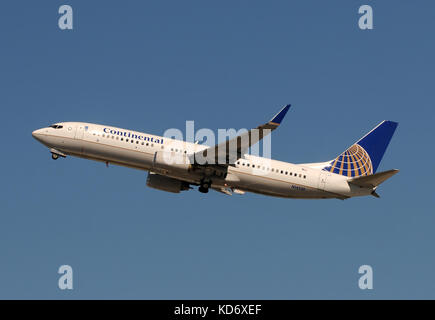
left=146, top=172, right=189, bottom=193
left=152, top=151, right=192, bottom=174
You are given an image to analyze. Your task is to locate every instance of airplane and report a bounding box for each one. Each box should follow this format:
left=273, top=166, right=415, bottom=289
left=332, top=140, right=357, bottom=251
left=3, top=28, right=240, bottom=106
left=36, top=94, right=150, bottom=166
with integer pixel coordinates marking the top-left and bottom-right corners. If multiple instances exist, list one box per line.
left=32, top=105, right=399, bottom=199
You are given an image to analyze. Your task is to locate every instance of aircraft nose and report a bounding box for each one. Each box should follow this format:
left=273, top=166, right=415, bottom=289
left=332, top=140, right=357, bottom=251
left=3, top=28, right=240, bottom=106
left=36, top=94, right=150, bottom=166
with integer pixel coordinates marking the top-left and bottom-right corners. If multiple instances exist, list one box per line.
left=32, top=128, right=44, bottom=141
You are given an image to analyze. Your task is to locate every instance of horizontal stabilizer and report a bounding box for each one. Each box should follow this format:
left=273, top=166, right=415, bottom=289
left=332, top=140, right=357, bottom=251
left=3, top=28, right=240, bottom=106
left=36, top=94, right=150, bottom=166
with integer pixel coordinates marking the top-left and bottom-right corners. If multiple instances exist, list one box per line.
left=348, top=169, right=399, bottom=188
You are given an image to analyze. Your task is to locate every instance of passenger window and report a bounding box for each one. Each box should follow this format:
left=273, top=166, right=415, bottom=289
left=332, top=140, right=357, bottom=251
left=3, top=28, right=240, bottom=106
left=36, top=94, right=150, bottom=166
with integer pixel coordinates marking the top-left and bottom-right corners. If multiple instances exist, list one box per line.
left=126, top=139, right=129, bottom=142
left=280, top=170, right=283, bottom=174
left=304, top=175, right=306, bottom=179
left=285, top=171, right=288, bottom=175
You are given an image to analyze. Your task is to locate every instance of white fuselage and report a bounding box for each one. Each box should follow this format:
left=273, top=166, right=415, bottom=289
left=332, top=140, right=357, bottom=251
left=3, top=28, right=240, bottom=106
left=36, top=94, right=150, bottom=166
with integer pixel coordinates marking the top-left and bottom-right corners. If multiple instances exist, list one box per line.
left=32, top=122, right=373, bottom=199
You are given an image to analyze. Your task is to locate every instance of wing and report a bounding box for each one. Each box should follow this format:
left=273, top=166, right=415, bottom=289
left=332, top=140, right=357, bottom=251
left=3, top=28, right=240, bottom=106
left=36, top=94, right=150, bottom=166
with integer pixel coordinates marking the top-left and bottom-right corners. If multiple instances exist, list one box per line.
left=193, top=104, right=291, bottom=165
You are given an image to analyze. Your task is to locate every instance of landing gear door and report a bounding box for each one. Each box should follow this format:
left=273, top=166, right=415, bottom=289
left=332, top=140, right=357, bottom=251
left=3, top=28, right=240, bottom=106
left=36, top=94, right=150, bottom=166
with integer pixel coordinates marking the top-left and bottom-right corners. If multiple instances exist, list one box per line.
left=75, top=125, right=85, bottom=140
left=318, top=172, right=328, bottom=190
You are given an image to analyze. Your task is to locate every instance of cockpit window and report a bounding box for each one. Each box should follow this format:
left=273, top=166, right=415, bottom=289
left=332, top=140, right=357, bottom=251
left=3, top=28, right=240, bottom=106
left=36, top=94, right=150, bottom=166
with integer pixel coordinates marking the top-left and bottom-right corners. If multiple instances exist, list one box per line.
left=49, top=124, right=63, bottom=129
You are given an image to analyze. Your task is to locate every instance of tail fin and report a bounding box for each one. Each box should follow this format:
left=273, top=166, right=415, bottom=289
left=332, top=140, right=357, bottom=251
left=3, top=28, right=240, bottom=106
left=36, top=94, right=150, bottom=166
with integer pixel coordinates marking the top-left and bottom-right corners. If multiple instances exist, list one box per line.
left=323, top=121, right=398, bottom=177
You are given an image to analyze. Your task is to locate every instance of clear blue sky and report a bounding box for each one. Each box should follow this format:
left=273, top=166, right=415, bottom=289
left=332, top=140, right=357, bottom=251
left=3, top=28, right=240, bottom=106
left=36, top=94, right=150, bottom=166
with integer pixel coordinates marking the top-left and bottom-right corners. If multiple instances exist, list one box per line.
left=0, top=0, right=434, bottom=299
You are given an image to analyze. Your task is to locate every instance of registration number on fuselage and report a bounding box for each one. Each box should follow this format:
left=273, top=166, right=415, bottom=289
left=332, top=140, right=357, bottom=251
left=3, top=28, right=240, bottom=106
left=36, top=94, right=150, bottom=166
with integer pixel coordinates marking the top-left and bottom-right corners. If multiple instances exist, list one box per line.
left=290, top=185, right=306, bottom=191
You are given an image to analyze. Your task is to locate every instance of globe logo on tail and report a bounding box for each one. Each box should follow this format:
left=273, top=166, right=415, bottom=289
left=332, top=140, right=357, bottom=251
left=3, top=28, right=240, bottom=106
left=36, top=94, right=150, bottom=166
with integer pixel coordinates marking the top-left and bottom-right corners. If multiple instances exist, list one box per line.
left=323, top=144, right=373, bottom=177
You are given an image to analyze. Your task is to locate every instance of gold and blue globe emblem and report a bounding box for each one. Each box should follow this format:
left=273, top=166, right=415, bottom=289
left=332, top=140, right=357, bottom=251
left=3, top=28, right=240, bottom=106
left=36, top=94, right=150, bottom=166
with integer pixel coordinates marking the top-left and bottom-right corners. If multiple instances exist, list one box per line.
left=323, top=144, right=373, bottom=177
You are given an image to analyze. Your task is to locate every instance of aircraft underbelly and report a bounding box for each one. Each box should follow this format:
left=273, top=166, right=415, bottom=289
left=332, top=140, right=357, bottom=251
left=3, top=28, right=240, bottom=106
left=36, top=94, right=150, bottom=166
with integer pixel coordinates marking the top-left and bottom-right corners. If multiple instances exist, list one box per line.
left=228, top=170, right=334, bottom=199
left=59, top=138, right=344, bottom=199
left=70, top=139, right=154, bottom=169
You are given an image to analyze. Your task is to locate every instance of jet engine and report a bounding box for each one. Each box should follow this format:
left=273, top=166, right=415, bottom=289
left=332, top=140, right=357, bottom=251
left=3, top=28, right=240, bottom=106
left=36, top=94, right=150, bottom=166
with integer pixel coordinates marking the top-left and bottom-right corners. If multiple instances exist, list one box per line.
left=146, top=172, right=190, bottom=193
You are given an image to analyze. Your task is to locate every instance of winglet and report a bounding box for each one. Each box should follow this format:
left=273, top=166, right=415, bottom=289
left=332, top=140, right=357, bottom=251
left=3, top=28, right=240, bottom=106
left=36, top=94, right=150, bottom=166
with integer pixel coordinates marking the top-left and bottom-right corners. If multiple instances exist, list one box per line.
left=269, top=104, right=291, bottom=126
